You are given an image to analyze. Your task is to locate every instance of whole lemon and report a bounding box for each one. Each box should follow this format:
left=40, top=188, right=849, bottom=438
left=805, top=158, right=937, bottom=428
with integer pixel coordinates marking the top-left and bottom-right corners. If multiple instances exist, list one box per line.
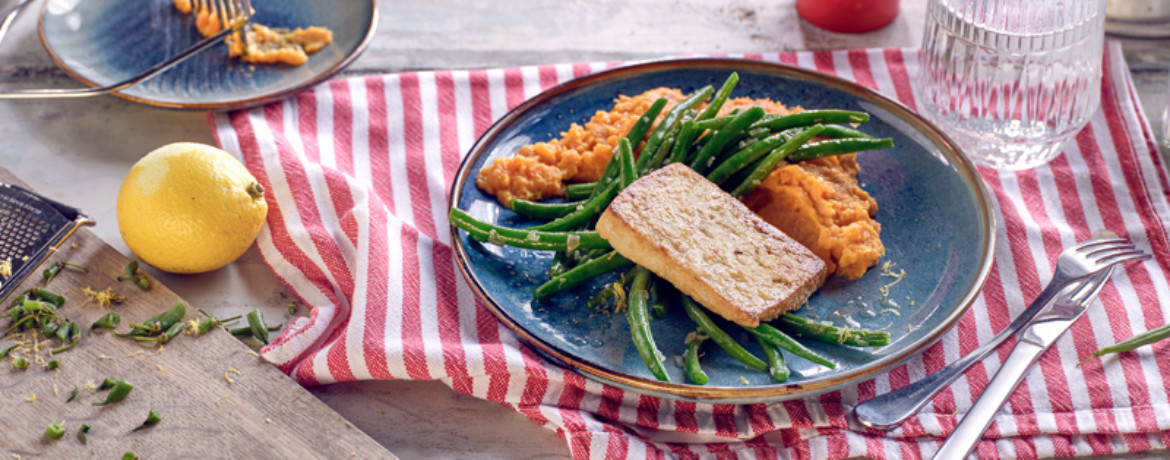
left=116, top=142, right=268, bottom=274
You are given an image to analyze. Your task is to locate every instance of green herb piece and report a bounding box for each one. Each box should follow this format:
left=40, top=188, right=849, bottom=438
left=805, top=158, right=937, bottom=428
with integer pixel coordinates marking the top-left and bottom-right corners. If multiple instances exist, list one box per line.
left=93, top=379, right=132, bottom=406
left=43, top=262, right=61, bottom=284
left=45, top=421, right=65, bottom=439
left=91, top=312, right=121, bottom=330
left=120, top=302, right=185, bottom=338
left=0, top=344, right=15, bottom=360
left=66, top=387, right=79, bottom=402
left=79, top=423, right=90, bottom=443
left=39, top=321, right=60, bottom=338
left=119, top=260, right=151, bottom=292
left=134, top=409, right=162, bottom=431
left=122, top=452, right=139, bottom=460
left=34, top=288, right=65, bottom=308
left=1085, top=322, right=1170, bottom=364
left=12, top=356, right=28, bottom=370
left=97, top=377, right=116, bottom=390
left=45, top=359, right=59, bottom=370
left=246, top=309, right=270, bottom=345
left=50, top=322, right=81, bottom=354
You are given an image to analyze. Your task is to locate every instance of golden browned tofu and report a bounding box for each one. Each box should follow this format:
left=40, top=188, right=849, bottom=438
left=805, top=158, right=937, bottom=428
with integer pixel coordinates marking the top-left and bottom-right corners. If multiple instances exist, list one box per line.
left=596, top=163, right=827, bottom=327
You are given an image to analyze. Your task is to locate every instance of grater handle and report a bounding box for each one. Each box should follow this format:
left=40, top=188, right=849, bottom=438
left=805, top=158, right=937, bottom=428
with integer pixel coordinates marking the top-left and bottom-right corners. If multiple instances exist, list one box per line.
left=3, top=182, right=88, bottom=222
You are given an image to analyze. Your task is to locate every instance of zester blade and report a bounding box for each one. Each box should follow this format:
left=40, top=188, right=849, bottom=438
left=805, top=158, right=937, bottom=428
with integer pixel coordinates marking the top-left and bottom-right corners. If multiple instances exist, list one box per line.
left=0, top=182, right=94, bottom=302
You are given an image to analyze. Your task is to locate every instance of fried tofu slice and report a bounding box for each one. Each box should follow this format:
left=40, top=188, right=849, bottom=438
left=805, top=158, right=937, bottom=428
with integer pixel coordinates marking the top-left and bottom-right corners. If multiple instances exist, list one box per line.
left=596, top=163, right=828, bottom=327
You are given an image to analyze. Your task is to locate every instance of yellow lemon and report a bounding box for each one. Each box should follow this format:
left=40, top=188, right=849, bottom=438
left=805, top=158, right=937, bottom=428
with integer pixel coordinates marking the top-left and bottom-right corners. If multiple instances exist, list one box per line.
left=116, top=142, right=268, bottom=274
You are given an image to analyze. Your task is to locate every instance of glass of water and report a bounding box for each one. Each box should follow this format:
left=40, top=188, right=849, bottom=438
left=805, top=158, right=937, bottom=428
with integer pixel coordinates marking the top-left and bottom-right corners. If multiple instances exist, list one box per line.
left=917, top=0, right=1106, bottom=170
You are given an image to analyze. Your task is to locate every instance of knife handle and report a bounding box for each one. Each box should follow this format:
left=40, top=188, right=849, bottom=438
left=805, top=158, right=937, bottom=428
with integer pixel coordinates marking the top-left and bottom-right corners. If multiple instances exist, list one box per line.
left=931, top=339, right=1046, bottom=460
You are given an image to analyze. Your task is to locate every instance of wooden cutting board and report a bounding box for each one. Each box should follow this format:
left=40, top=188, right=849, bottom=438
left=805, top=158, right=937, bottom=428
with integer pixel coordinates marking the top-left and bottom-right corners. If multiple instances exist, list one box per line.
left=0, top=169, right=395, bottom=459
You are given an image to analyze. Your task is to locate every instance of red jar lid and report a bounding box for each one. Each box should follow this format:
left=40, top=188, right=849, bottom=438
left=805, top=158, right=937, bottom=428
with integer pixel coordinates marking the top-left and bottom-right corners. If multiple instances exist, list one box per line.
left=797, top=0, right=900, bottom=34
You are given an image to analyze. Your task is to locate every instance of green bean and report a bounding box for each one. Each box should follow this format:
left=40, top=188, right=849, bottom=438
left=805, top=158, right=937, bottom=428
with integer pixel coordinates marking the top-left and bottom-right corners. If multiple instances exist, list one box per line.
left=547, top=250, right=573, bottom=278
left=819, top=124, right=873, bottom=139
left=589, top=98, right=669, bottom=200
left=509, top=198, right=586, bottom=220
left=528, top=180, right=620, bottom=232
left=776, top=313, right=891, bottom=347
left=626, top=268, right=669, bottom=381
left=642, top=114, right=689, bottom=173
left=449, top=208, right=610, bottom=251
left=93, top=379, right=133, bottom=406
left=667, top=120, right=701, bottom=165
left=756, top=336, right=790, bottom=383
left=91, top=312, right=121, bottom=330
left=565, top=182, right=595, bottom=200
left=747, top=323, right=836, bottom=368
left=680, top=296, right=768, bottom=371
left=627, top=98, right=669, bottom=148
left=617, top=138, right=636, bottom=187
left=688, top=106, right=766, bottom=174
left=706, top=131, right=795, bottom=185
left=46, top=421, right=65, bottom=439
left=97, top=377, right=116, bottom=390
left=729, top=124, right=826, bottom=199
left=134, top=409, right=162, bottom=431
left=696, top=72, right=739, bottom=121
left=1087, top=322, right=1170, bottom=362
left=751, top=109, right=870, bottom=132
left=635, top=85, right=715, bottom=173
left=34, top=288, right=65, bottom=308
left=532, top=251, right=633, bottom=302
left=683, top=331, right=709, bottom=385
left=786, top=138, right=894, bottom=162
left=648, top=279, right=672, bottom=320
left=247, top=309, right=270, bottom=345
left=692, top=116, right=733, bottom=132
left=121, top=260, right=150, bottom=291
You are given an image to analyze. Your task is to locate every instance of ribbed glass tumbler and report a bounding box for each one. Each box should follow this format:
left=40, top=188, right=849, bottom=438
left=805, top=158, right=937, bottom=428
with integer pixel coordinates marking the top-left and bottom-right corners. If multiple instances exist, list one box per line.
left=917, top=0, right=1106, bottom=170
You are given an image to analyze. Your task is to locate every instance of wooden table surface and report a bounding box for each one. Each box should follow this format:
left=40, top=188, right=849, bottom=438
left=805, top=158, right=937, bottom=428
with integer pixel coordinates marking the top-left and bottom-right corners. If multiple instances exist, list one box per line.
left=1, top=1, right=1168, bottom=458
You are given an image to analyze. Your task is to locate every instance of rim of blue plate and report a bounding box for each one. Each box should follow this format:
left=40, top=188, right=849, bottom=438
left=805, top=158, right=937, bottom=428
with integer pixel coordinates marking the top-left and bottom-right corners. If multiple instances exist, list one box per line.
left=448, top=57, right=997, bottom=402
left=35, top=0, right=378, bottom=111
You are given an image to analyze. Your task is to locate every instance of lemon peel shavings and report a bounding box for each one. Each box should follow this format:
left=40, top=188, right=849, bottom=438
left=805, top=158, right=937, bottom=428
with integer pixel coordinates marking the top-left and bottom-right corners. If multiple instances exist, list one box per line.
left=81, top=286, right=124, bottom=308
left=0, top=257, right=11, bottom=279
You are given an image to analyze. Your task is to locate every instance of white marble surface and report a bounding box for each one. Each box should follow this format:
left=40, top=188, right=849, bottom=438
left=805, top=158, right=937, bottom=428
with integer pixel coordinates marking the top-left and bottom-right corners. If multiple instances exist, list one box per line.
left=1, top=0, right=1167, bottom=458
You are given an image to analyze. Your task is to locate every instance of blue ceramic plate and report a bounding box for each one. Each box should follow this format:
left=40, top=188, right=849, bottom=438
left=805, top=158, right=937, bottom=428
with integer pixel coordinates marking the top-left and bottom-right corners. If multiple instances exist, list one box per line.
left=450, top=58, right=996, bottom=403
left=38, top=0, right=376, bottom=110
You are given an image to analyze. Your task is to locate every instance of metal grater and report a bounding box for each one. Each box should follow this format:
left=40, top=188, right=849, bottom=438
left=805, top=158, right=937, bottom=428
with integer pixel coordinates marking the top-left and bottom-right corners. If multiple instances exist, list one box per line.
left=0, top=182, right=94, bottom=302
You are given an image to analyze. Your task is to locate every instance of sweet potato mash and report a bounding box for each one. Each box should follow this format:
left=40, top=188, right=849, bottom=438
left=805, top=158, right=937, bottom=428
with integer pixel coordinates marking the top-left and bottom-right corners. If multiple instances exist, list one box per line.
left=173, top=0, right=333, bottom=66
left=476, top=87, right=884, bottom=279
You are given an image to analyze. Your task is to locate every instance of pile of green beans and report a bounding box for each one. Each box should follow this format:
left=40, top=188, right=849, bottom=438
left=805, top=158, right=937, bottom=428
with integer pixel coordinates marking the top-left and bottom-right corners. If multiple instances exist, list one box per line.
left=2, top=287, right=82, bottom=357
left=449, top=72, right=894, bottom=384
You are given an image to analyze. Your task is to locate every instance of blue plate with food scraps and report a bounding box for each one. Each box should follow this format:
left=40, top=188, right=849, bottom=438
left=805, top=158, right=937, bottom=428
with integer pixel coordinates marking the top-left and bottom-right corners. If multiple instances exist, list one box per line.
left=449, top=58, right=996, bottom=403
left=38, top=0, right=376, bottom=110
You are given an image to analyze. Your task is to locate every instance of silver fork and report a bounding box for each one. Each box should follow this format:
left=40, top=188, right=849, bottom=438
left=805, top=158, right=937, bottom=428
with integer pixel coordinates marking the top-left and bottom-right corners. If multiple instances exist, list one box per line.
left=0, top=0, right=252, bottom=99
left=854, top=236, right=1147, bottom=430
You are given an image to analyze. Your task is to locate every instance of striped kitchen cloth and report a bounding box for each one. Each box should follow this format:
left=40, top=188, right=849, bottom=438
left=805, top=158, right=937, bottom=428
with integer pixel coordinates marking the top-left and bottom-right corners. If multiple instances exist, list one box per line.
left=211, top=42, right=1170, bottom=459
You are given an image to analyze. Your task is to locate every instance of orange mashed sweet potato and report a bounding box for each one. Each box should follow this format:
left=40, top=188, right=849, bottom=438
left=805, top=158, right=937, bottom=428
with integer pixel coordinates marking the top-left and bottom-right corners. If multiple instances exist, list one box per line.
left=173, top=0, right=333, bottom=66
left=476, top=87, right=884, bottom=279
left=743, top=155, right=884, bottom=280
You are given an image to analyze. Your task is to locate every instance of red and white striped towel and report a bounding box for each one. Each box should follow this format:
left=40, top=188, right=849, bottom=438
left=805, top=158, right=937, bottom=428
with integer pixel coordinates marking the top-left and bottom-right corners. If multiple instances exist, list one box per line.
left=211, top=42, right=1170, bottom=459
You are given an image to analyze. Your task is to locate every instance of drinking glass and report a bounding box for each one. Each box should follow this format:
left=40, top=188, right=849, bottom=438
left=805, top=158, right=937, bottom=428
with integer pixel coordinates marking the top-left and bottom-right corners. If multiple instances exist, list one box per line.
left=917, top=0, right=1106, bottom=170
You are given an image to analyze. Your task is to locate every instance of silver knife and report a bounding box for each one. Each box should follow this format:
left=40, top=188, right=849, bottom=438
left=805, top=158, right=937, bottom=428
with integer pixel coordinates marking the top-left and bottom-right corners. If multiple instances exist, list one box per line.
left=931, top=265, right=1115, bottom=459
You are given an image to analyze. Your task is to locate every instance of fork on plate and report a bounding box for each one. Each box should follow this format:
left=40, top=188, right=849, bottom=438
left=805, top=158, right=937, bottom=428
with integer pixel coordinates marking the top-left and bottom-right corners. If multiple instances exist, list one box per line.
left=854, top=236, right=1149, bottom=430
left=0, top=0, right=253, bottom=99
